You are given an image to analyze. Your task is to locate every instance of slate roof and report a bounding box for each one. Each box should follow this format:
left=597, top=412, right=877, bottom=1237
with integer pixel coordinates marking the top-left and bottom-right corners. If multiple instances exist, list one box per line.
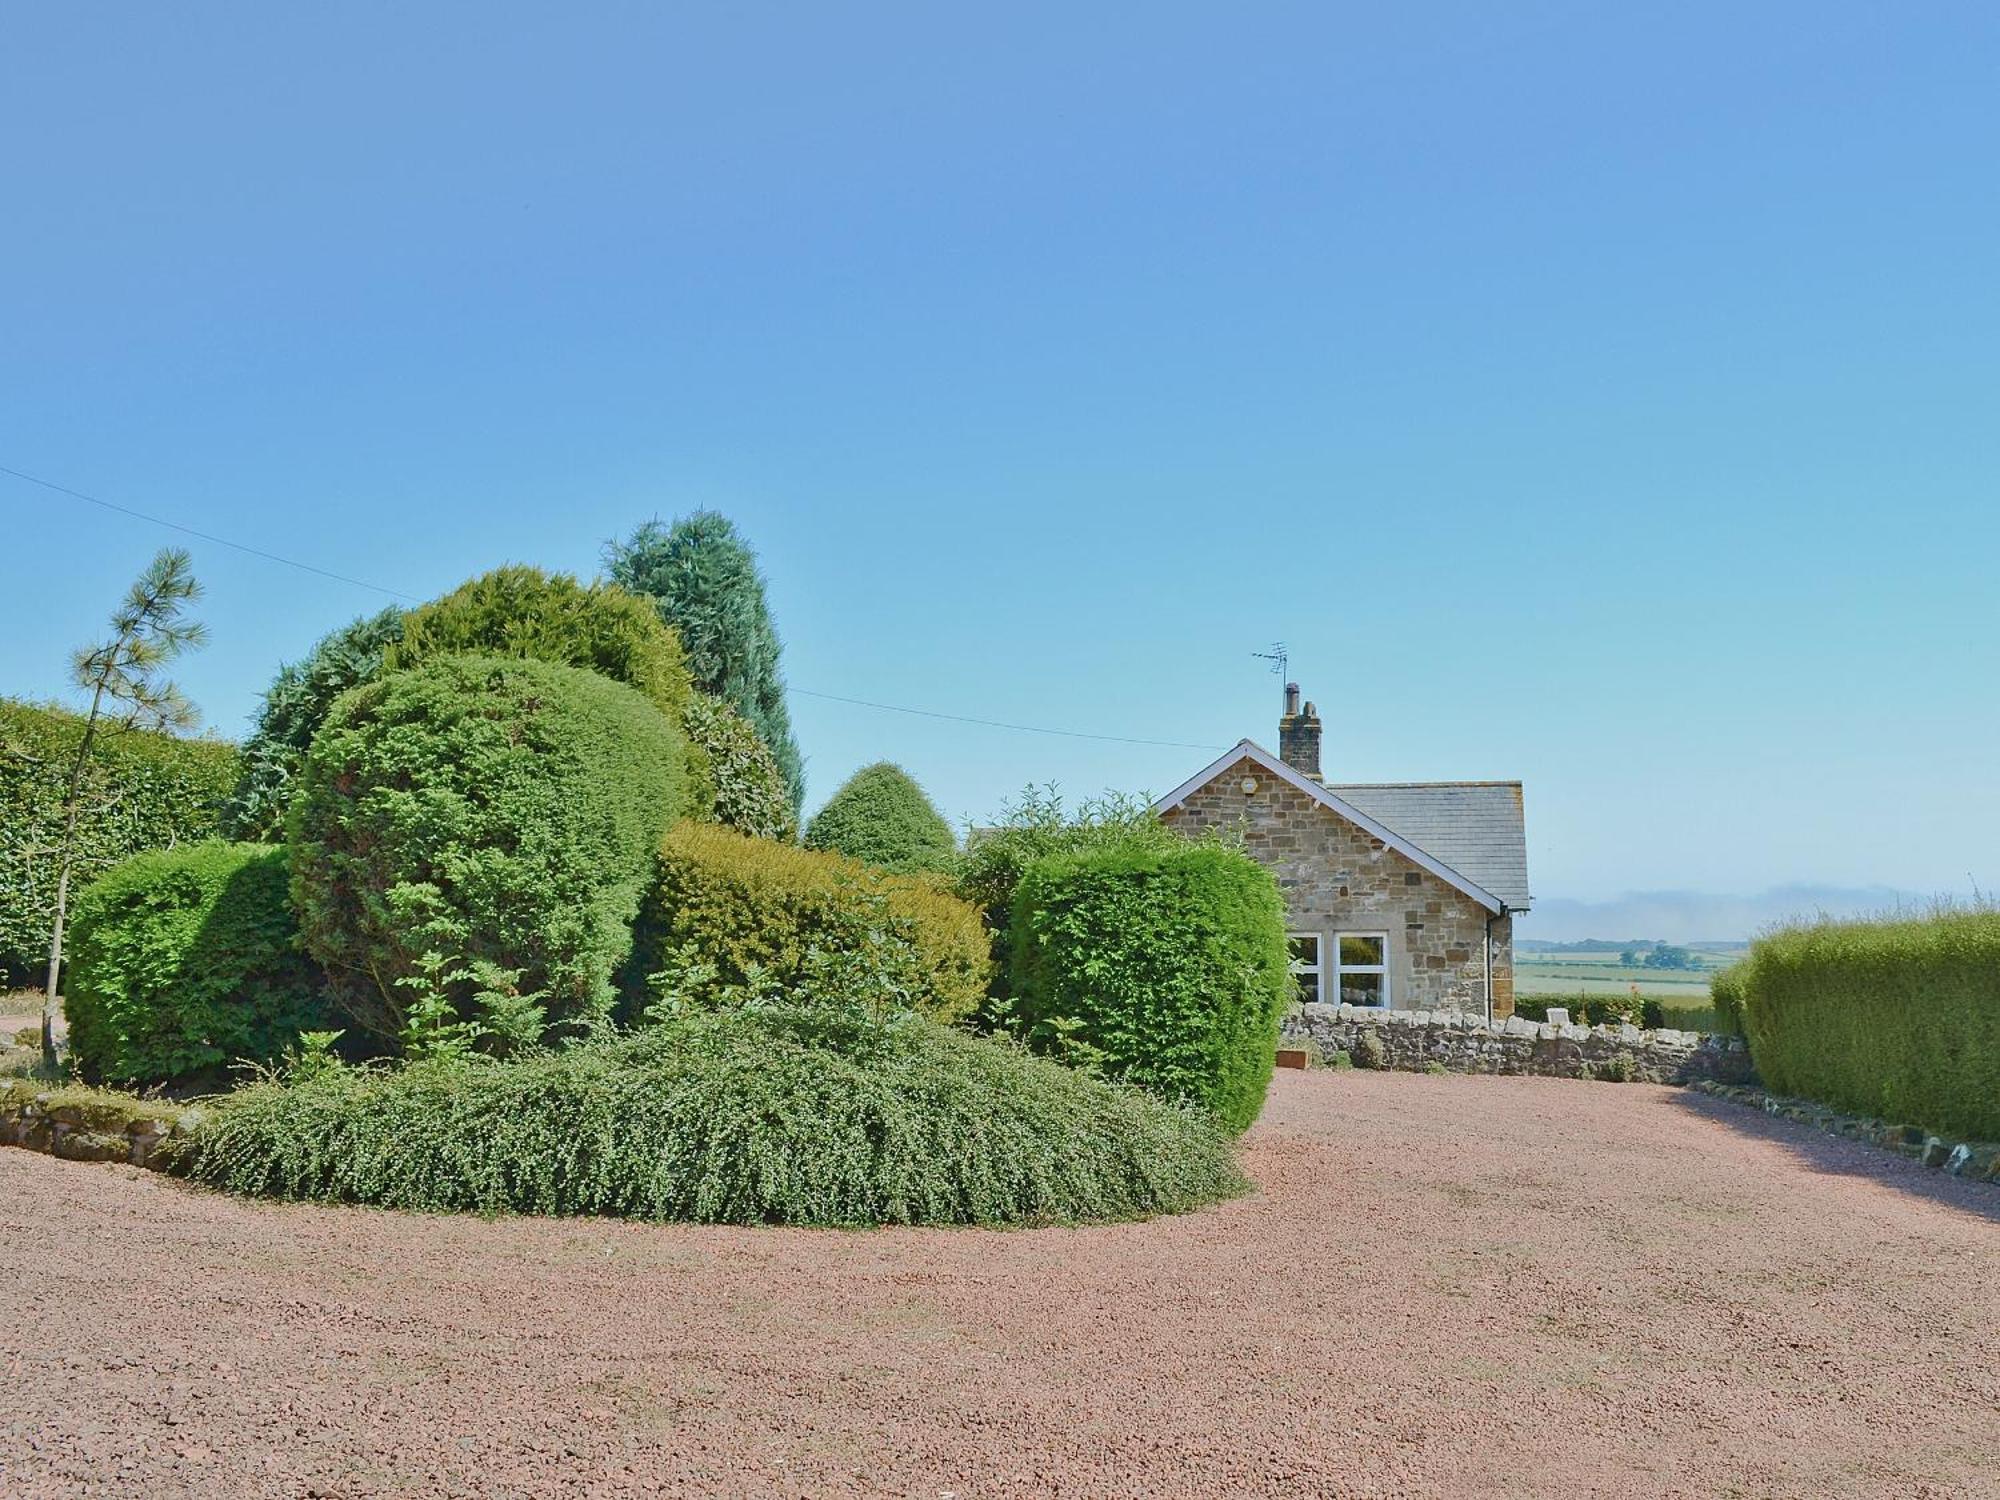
left=1154, top=740, right=1531, bottom=913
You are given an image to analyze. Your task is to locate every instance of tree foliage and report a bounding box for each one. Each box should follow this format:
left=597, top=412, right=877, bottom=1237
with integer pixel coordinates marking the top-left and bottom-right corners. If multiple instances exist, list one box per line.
left=804, top=762, right=956, bottom=875
left=65, top=842, right=332, bottom=1089
left=288, top=655, right=686, bottom=1052
left=222, top=607, right=404, bottom=840
left=681, top=693, right=796, bottom=842
left=605, top=512, right=804, bottom=814
left=0, top=700, right=237, bottom=985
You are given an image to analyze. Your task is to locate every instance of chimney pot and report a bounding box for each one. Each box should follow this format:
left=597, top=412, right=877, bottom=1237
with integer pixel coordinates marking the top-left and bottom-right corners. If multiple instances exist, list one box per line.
left=1284, top=681, right=1301, bottom=716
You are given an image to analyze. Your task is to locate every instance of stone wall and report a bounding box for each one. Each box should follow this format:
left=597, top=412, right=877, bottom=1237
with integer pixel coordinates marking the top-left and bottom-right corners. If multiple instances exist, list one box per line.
left=0, top=1078, right=194, bottom=1171
left=1286, top=1003, right=1756, bottom=1085
left=1162, top=755, right=1507, bottom=1018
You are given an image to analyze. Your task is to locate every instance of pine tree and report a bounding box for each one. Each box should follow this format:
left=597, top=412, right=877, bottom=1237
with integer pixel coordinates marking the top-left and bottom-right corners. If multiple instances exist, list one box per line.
left=605, top=512, right=804, bottom=815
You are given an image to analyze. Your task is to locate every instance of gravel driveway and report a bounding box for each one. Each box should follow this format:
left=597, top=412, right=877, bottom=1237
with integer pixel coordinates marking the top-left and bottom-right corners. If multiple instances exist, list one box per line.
left=5, top=1070, right=1996, bottom=1499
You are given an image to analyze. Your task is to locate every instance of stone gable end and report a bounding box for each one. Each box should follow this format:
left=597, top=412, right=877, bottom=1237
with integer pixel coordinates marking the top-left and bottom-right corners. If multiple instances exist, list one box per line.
left=1160, top=755, right=1512, bottom=1018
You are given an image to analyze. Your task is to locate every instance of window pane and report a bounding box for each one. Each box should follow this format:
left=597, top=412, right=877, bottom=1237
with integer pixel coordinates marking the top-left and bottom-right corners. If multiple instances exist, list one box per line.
left=1340, top=972, right=1385, bottom=1007
left=1294, top=970, right=1321, bottom=1006
left=1289, top=935, right=1321, bottom=967
left=1340, top=934, right=1385, bottom=968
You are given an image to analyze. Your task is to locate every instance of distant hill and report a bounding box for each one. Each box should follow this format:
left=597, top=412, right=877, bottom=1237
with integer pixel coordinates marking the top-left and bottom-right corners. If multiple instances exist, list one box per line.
left=1516, top=938, right=1749, bottom=954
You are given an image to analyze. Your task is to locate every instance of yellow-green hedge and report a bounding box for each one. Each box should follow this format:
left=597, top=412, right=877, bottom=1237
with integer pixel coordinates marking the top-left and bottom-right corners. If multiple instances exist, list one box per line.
left=1734, top=910, right=2000, bottom=1140
left=629, top=823, right=990, bottom=1024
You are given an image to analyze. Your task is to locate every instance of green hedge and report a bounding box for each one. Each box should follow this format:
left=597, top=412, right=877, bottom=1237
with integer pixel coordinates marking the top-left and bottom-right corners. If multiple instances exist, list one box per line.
left=190, top=1006, right=1245, bottom=1225
left=629, top=822, right=989, bottom=1024
left=65, top=842, right=332, bottom=1089
left=289, top=655, right=686, bottom=1050
left=1008, top=842, right=1290, bottom=1130
left=0, top=700, right=239, bottom=984
left=1732, top=910, right=2000, bottom=1140
left=805, top=762, right=956, bottom=874
left=681, top=694, right=796, bottom=842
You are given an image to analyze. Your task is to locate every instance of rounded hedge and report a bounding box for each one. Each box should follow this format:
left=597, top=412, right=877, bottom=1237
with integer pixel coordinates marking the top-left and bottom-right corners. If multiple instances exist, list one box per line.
left=289, top=655, right=686, bottom=1049
left=628, top=822, right=989, bottom=1024
left=681, top=693, right=796, bottom=842
left=805, top=762, right=956, bottom=874
left=65, top=842, right=332, bottom=1089
left=390, top=565, right=693, bottom=724
left=190, top=1005, right=1246, bottom=1225
left=1, top=699, right=239, bottom=985
left=1008, top=841, right=1290, bottom=1131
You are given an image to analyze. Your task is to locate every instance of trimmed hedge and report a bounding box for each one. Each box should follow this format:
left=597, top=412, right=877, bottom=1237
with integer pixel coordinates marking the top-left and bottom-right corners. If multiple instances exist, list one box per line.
left=1731, top=910, right=2000, bottom=1141
left=65, top=842, right=332, bottom=1089
left=190, top=1006, right=1245, bottom=1225
left=1008, top=842, right=1290, bottom=1130
left=289, top=656, right=686, bottom=1049
left=805, top=762, right=956, bottom=874
left=629, top=823, right=990, bottom=1024
left=0, top=700, right=239, bottom=985
left=390, top=565, right=693, bottom=724
left=682, top=693, right=796, bottom=842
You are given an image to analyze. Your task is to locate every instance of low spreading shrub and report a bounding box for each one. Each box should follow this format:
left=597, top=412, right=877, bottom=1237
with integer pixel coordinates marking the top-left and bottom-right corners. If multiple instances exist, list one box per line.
left=64, top=842, right=332, bottom=1089
left=1733, top=908, right=2000, bottom=1141
left=1008, top=841, right=1290, bottom=1130
left=389, top=566, right=693, bottom=724
left=681, top=693, right=796, bottom=842
left=289, top=656, right=686, bottom=1051
left=804, top=762, right=956, bottom=874
left=628, top=823, right=990, bottom=1024
left=189, top=1005, right=1245, bottom=1225
left=0, top=700, right=239, bottom=984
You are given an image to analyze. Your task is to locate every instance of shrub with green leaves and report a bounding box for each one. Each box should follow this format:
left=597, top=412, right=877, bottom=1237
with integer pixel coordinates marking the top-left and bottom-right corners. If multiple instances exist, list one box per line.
left=289, top=655, right=686, bottom=1051
left=222, top=608, right=404, bottom=840
left=1008, top=842, right=1290, bottom=1130
left=190, top=1005, right=1245, bottom=1225
left=681, top=693, right=795, bottom=842
left=629, top=822, right=989, bottom=1024
left=804, top=761, right=955, bottom=874
left=390, top=565, right=692, bottom=724
left=0, top=700, right=239, bottom=984
left=65, top=842, right=332, bottom=1089
left=1731, top=908, right=2000, bottom=1140
left=1708, top=965, right=1748, bottom=1037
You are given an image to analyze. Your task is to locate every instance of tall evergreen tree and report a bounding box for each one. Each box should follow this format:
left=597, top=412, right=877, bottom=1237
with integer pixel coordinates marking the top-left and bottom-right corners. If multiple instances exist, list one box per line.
left=605, top=512, right=805, bottom=815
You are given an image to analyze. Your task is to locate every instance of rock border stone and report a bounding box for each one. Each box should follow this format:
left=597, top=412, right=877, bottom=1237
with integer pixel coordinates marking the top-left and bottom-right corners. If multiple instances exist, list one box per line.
left=0, top=1077, right=199, bottom=1172
left=1688, top=1079, right=2000, bottom=1184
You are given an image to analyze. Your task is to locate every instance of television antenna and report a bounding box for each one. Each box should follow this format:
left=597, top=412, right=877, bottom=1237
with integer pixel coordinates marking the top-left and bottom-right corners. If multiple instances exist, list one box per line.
left=1251, top=642, right=1288, bottom=707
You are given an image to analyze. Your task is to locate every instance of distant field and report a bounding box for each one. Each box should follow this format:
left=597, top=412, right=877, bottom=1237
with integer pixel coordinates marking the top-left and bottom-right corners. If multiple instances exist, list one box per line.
left=1514, top=950, right=1720, bottom=998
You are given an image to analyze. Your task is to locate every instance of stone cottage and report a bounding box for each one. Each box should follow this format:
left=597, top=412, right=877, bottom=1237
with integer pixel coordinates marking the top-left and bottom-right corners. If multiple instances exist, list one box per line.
left=1155, top=685, right=1530, bottom=1021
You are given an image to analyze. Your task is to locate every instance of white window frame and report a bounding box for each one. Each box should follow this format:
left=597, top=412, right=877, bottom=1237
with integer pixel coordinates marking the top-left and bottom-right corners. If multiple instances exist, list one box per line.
left=1334, top=931, right=1391, bottom=1008
left=1287, top=932, right=1323, bottom=1007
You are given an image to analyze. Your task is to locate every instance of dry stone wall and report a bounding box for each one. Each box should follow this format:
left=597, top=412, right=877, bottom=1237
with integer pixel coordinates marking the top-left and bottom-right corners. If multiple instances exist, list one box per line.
left=0, top=1078, right=195, bottom=1171
left=1286, top=1003, right=1755, bottom=1085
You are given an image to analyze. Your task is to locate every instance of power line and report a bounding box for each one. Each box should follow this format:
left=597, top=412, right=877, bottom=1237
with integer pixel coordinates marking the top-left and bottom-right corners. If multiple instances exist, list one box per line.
left=792, top=688, right=1224, bottom=752
left=5, top=456, right=1221, bottom=753
left=0, top=461, right=419, bottom=602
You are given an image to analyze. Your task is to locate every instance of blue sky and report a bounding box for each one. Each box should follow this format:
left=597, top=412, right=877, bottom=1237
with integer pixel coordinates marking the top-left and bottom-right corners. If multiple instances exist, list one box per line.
left=4, top=3, right=1996, bottom=932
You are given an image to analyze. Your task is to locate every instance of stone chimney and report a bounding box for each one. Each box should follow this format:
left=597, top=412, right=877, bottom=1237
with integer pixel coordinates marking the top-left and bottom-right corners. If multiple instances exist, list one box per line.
left=1279, top=682, right=1322, bottom=780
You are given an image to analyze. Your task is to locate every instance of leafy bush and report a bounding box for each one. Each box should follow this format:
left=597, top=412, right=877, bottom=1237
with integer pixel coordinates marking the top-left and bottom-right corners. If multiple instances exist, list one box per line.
left=605, top=513, right=804, bottom=815
left=629, top=823, right=989, bottom=1024
left=64, top=842, right=332, bottom=1089
left=190, top=1005, right=1244, bottom=1225
left=1732, top=909, right=2000, bottom=1140
left=954, top=786, right=1187, bottom=1000
left=289, top=656, right=686, bottom=1051
left=804, top=762, right=955, bottom=874
left=222, top=608, right=404, bottom=840
left=681, top=693, right=795, bottom=842
left=1708, top=966, right=1748, bottom=1036
left=0, top=700, right=239, bottom=984
left=1008, top=842, right=1290, bottom=1130
left=391, top=566, right=692, bottom=723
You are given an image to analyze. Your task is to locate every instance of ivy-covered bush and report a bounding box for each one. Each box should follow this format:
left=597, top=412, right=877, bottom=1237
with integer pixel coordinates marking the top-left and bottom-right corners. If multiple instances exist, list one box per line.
left=1731, top=909, right=2000, bottom=1141
left=390, top=565, right=692, bottom=723
left=804, top=762, right=956, bottom=874
left=629, top=822, right=989, bottom=1024
left=289, top=656, right=686, bottom=1051
left=192, top=1005, right=1245, bottom=1225
left=64, top=842, right=331, bottom=1089
left=221, top=608, right=404, bottom=840
left=1008, top=842, right=1290, bottom=1130
left=0, top=700, right=239, bottom=984
left=681, top=693, right=796, bottom=842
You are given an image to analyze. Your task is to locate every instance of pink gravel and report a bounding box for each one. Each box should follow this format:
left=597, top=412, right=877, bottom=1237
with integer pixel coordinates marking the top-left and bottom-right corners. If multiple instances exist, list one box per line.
left=4, top=1070, right=1997, bottom=1499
